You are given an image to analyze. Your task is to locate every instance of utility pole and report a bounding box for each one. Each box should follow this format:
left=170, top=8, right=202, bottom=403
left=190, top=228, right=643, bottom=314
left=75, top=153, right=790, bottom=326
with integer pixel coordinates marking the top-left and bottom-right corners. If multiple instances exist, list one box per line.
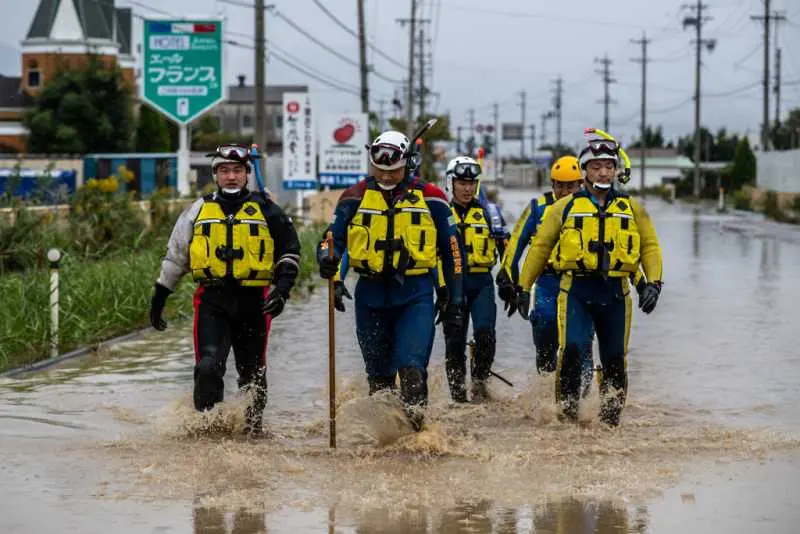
left=518, top=90, right=526, bottom=159
left=769, top=10, right=787, bottom=126
left=529, top=124, right=536, bottom=153
left=467, top=108, right=475, bottom=155
left=594, top=54, right=616, bottom=131
left=683, top=1, right=715, bottom=197
left=493, top=101, right=500, bottom=180
left=418, top=26, right=425, bottom=118
left=631, top=32, right=651, bottom=194
left=357, top=0, right=369, bottom=114
left=456, top=126, right=463, bottom=153
left=254, top=0, right=267, bottom=177
left=376, top=98, right=387, bottom=132
left=774, top=47, right=781, bottom=125
left=396, top=3, right=430, bottom=138
left=540, top=112, right=554, bottom=148
left=551, top=77, right=563, bottom=149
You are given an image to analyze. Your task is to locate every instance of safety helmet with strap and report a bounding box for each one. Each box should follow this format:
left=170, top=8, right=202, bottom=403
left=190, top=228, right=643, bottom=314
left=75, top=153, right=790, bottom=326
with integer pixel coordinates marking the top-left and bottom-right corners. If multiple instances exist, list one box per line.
left=367, top=130, right=411, bottom=171
left=444, top=156, right=482, bottom=200
left=207, top=144, right=252, bottom=173
left=578, top=138, right=620, bottom=191
left=550, top=155, right=582, bottom=182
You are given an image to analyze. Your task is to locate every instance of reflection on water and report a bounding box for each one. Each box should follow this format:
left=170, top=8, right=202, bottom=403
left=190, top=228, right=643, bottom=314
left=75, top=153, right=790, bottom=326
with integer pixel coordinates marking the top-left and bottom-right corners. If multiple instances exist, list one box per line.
left=189, top=499, right=649, bottom=534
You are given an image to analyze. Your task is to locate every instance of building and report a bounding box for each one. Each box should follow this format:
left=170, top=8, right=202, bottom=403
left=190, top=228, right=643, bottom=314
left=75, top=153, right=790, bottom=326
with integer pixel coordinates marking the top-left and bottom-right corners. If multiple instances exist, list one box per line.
left=0, top=0, right=135, bottom=153
left=625, top=148, right=695, bottom=190
left=213, top=75, right=308, bottom=152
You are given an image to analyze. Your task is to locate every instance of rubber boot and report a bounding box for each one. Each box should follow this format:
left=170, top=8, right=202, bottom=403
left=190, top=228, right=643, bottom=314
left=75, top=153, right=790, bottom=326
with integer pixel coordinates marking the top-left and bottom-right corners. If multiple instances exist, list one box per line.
left=398, top=366, right=427, bottom=431
left=368, top=375, right=397, bottom=395
left=242, top=371, right=267, bottom=437
left=531, top=314, right=557, bottom=374
left=470, top=330, right=496, bottom=403
left=445, top=346, right=468, bottom=403
left=556, top=344, right=583, bottom=423
left=194, top=357, right=225, bottom=412
left=599, top=360, right=627, bottom=427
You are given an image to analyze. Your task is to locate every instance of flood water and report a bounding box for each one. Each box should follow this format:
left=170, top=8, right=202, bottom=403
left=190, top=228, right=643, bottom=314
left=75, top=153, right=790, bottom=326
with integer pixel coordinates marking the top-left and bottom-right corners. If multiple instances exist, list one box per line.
left=2, top=190, right=800, bottom=533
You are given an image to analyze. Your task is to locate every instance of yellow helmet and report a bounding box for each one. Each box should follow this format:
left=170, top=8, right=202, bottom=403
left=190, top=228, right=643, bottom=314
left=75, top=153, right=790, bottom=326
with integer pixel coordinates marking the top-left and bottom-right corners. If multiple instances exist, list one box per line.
left=550, top=156, right=582, bottom=182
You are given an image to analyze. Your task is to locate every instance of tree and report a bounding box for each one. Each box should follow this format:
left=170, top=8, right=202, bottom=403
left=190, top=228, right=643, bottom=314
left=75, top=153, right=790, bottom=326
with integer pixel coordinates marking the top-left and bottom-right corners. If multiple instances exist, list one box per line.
left=676, top=127, right=741, bottom=162
left=770, top=108, right=800, bottom=150
left=726, top=137, right=756, bottom=191
left=629, top=125, right=665, bottom=149
left=24, top=56, right=133, bottom=153
left=135, top=105, right=171, bottom=152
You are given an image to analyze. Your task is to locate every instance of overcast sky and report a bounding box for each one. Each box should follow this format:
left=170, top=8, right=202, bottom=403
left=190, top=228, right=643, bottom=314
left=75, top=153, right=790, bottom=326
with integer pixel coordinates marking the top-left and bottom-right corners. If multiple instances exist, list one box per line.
left=2, top=0, right=799, bottom=155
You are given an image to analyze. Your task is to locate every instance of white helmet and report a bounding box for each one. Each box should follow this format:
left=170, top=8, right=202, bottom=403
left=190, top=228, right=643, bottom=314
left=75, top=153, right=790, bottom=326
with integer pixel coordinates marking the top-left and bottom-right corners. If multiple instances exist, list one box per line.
left=209, top=144, right=252, bottom=173
left=444, top=156, right=482, bottom=200
left=578, top=138, right=619, bottom=190
left=368, top=130, right=411, bottom=171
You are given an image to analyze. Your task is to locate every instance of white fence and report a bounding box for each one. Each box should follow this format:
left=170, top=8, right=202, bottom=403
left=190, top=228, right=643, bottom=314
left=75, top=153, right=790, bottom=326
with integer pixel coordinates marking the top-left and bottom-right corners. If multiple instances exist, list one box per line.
left=756, top=148, right=800, bottom=193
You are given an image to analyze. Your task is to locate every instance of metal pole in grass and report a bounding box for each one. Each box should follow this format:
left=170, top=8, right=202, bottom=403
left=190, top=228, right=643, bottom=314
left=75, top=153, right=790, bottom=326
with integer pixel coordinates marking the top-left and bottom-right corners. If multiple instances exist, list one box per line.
left=47, top=248, right=61, bottom=358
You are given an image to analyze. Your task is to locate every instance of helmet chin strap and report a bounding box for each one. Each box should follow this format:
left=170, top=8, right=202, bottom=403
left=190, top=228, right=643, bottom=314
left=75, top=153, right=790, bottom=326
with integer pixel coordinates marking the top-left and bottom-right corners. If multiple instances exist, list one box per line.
left=592, top=181, right=612, bottom=190
left=221, top=187, right=242, bottom=194
left=377, top=181, right=398, bottom=191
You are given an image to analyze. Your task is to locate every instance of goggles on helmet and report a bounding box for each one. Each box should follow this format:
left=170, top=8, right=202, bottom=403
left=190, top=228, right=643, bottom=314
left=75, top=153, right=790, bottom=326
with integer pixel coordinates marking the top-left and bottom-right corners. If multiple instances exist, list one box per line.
left=586, top=139, right=619, bottom=157
left=369, top=143, right=406, bottom=170
left=451, top=162, right=481, bottom=180
left=207, top=144, right=251, bottom=163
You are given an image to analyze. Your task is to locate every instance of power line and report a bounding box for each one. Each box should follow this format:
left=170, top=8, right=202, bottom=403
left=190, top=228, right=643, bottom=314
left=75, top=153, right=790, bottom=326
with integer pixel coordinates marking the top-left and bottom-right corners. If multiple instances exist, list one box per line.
left=310, top=0, right=405, bottom=70
left=437, top=0, right=684, bottom=32
left=225, top=39, right=360, bottom=95
left=220, top=0, right=400, bottom=83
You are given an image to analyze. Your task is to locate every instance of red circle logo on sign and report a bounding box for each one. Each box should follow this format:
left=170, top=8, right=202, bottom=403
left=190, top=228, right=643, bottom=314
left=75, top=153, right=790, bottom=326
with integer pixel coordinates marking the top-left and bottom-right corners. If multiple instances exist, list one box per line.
left=286, top=101, right=300, bottom=113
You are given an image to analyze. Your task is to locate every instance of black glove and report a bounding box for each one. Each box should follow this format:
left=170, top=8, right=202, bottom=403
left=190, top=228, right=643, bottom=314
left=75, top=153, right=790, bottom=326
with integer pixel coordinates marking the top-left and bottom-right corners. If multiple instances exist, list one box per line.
left=495, top=270, right=518, bottom=317
left=333, top=281, right=352, bottom=312
left=263, top=289, right=287, bottom=318
left=149, top=282, right=172, bottom=331
left=319, top=255, right=340, bottom=280
left=516, top=290, right=531, bottom=321
left=638, top=282, right=661, bottom=314
left=439, top=302, right=465, bottom=337
left=434, top=285, right=449, bottom=324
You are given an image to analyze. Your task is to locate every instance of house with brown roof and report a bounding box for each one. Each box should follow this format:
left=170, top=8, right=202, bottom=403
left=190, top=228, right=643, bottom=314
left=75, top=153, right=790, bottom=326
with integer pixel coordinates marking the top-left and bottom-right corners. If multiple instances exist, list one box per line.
left=0, top=0, right=135, bottom=153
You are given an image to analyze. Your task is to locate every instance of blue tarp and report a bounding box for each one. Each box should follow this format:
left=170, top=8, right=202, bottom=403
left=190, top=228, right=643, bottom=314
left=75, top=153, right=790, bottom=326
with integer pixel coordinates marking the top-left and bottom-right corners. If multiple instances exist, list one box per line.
left=0, top=169, right=78, bottom=203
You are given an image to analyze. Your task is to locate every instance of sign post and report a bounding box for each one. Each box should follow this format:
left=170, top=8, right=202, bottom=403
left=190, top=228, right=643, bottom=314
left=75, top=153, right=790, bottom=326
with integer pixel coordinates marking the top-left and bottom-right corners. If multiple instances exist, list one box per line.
left=282, top=93, right=317, bottom=216
left=318, top=113, right=369, bottom=188
left=141, top=19, right=224, bottom=196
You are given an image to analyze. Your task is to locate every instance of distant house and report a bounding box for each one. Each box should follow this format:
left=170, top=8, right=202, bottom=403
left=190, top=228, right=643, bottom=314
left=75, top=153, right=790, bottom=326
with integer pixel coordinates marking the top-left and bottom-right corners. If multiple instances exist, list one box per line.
left=0, top=0, right=135, bottom=153
left=212, top=75, right=308, bottom=152
left=625, top=148, right=695, bottom=190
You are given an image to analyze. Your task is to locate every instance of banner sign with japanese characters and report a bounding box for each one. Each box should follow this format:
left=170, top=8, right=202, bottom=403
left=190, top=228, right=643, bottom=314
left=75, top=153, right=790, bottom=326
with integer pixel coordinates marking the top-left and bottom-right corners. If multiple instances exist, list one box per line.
left=281, top=93, right=317, bottom=190
left=318, top=113, right=369, bottom=187
left=141, top=19, right=224, bottom=124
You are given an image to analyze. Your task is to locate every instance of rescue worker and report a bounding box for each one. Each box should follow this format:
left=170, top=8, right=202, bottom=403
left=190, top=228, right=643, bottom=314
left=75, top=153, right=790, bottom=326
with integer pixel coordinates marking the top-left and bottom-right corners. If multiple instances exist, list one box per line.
left=497, top=156, right=585, bottom=375
left=516, top=135, right=663, bottom=426
left=317, top=130, right=465, bottom=431
left=148, top=145, right=301, bottom=436
left=441, top=156, right=505, bottom=403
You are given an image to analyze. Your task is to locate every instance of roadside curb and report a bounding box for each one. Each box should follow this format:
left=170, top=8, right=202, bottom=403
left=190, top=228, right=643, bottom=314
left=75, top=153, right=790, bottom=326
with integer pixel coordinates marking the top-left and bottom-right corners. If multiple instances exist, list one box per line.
left=1, top=326, right=155, bottom=378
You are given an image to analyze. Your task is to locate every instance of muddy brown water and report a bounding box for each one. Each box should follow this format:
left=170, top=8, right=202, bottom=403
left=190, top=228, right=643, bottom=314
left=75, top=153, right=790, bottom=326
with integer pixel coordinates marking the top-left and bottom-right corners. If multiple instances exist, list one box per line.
left=2, top=192, right=800, bottom=533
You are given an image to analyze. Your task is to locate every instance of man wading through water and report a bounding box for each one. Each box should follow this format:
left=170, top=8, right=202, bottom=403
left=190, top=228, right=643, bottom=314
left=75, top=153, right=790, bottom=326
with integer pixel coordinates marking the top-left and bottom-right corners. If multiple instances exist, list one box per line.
left=149, top=145, right=301, bottom=436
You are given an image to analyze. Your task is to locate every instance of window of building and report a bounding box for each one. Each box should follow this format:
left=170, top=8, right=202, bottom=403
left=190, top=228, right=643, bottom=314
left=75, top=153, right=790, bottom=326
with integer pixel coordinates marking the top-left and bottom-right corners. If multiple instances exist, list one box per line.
left=27, top=70, right=41, bottom=87
left=27, top=59, right=41, bottom=88
left=242, top=114, right=253, bottom=129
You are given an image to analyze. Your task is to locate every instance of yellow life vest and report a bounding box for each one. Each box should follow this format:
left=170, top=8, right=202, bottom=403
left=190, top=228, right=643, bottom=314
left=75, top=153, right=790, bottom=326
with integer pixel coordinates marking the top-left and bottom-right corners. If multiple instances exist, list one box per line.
left=551, top=193, right=641, bottom=277
left=347, top=185, right=438, bottom=277
left=189, top=199, right=275, bottom=286
left=453, top=203, right=496, bottom=272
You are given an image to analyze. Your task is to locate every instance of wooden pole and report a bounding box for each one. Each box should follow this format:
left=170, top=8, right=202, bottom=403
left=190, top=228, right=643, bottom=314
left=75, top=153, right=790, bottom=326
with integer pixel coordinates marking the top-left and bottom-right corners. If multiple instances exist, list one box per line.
left=325, top=231, right=337, bottom=448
